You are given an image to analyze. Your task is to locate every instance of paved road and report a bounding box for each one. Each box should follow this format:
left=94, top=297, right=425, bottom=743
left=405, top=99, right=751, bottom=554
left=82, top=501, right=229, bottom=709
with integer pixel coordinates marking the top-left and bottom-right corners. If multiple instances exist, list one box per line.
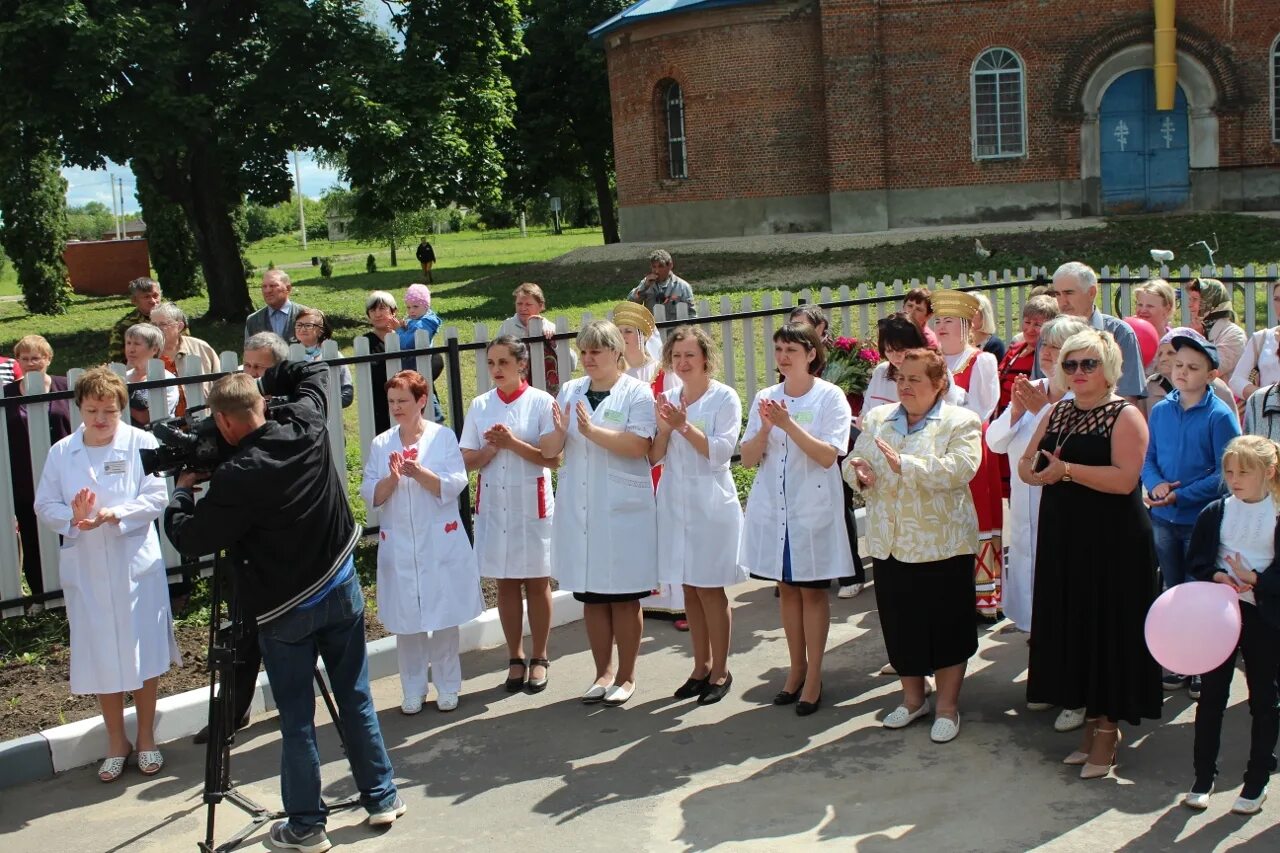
left=2, top=581, right=1276, bottom=852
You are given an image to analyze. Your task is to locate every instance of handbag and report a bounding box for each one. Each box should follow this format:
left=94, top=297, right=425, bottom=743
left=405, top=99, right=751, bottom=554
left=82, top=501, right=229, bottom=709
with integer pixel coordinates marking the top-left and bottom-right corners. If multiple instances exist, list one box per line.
left=1247, top=330, right=1264, bottom=387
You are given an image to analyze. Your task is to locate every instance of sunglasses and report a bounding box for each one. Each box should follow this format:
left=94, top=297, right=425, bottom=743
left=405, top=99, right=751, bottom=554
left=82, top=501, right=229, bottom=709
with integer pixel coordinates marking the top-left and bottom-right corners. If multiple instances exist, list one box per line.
left=1061, top=358, right=1101, bottom=375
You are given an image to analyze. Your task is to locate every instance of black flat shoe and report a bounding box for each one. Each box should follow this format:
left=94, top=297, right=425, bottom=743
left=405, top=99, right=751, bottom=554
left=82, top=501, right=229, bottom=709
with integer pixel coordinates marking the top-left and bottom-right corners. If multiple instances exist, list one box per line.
left=192, top=711, right=250, bottom=745
left=796, top=685, right=823, bottom=717
left=697, top=673, right=733, bottom=705
left=504, top=658, right=527, bottom=693
left=773, top=681, right=805, bottom=705
left=674, top=675, right=711, bottom=699
left=526, top=658, right=550, bottom=693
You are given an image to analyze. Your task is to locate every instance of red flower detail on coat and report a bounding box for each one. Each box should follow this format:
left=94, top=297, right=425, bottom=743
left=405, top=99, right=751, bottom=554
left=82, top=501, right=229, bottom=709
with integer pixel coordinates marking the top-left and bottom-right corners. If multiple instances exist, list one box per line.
left=445, top=521, right=458, bottom=533
left=401, top=447, right=418, bottom=461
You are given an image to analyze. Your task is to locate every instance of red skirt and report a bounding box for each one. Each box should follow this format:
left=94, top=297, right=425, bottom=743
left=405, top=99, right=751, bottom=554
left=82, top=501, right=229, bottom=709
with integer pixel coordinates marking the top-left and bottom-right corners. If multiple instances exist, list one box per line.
left=969, top=424, right=1004, bottom=616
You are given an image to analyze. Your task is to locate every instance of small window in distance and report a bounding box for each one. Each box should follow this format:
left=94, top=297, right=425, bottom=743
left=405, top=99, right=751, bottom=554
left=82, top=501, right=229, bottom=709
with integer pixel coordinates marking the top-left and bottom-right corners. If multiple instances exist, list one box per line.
left=972, top=47, right=1027, bottom=159
left=664, top=81, right=688, bottom=179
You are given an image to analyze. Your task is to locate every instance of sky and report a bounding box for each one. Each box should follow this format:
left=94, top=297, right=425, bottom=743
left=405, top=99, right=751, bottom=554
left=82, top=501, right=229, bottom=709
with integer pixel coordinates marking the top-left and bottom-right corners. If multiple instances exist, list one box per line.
left=63, top=152, right=345, bottom=214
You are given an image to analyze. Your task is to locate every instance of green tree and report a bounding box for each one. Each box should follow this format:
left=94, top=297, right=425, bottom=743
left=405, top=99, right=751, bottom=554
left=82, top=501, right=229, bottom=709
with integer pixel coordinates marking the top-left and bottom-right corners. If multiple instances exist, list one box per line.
left=65, top=201, right=116, bottom=241
left=135, top=172, right=204, bottom=299
left=323, top=186, right=423, bottom=266
left=0, top=1, right=396, bottom=321
left=511, top=0, right=626, bottom=244
left=0, top=130, right=72, bottom=314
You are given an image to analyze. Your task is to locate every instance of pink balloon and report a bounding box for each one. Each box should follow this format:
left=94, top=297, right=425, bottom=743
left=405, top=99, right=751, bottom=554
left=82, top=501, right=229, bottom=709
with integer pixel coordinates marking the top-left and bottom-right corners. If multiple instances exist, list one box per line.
left=1145, top=582, right=1241, bottom=675
left=1124, top=316, right=1160, bottom=366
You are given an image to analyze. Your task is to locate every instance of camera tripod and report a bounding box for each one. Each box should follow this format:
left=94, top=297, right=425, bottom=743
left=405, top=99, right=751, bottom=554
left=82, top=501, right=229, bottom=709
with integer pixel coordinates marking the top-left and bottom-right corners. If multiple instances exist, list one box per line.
left=199, top=553, right=359, bottom=853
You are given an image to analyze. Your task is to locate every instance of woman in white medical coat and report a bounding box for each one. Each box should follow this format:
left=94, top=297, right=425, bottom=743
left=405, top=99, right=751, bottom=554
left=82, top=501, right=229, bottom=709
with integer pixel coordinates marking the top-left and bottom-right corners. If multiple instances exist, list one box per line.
left=651, top=326, right=746, bottom=706
left=461, top=336, right=560, bottom=694
left=740, top=323, right=854, bottom=716
left=361, top=370, right=483, bottom=714
left=34, top=367, right=180, bottom=782
left=544, top=320, right=658, bottom=707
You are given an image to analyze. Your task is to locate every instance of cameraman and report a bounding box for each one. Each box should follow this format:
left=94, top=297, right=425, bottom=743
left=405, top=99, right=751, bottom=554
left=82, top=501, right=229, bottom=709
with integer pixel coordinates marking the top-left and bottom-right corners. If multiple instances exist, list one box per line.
left=165, top=359, right=405, bottom=851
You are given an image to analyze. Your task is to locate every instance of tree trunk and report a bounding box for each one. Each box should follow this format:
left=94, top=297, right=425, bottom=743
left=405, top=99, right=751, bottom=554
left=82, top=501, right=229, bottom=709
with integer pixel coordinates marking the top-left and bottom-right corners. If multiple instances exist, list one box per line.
left=389, top=237, right=398, bottom=267
left=588, top=154, right=620, bottom=244
left=185, top=145, right=253, bottom=321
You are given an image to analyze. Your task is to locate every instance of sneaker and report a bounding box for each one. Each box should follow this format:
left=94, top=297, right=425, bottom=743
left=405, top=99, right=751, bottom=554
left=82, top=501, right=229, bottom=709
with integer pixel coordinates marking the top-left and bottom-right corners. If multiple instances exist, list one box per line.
left=269, top=821, right=331, bottom=852
left=437, top=692, right=459, bottom=712
left=1188, top=676, right=1202, bottom=700
left=1163, top=672, right=1189, bottom=690
left=368, top=795, right=407, bottom=827
left=1054, top=707, right=1086, bottom=732
left=1232, top=785, right=1267, bottom=815
left=1183, top=781, right=1214, bottom=811
left=400, top=696, right=423, bottom=715
left=837, top=583, right=862, bottom=599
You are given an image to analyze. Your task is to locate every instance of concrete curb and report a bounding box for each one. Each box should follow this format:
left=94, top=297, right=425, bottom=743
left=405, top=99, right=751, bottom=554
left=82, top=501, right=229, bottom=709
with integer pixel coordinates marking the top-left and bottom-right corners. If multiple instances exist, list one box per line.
left=0, top=590, right=584, bottom=787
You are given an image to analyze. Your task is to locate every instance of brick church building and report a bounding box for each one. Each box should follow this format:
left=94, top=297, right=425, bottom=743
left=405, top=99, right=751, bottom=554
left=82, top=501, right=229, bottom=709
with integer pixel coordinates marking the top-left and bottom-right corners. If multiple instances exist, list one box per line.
left=591, top=0, right=1280, bottom=241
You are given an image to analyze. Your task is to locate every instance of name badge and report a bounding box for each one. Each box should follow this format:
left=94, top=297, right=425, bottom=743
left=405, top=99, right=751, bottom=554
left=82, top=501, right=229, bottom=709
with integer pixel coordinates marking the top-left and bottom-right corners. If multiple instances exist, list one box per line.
left=104, top=460, right=128, bottom=475
left=794, top=411, right=815, bottom=425
left=603, top=409, right=625, bottom=425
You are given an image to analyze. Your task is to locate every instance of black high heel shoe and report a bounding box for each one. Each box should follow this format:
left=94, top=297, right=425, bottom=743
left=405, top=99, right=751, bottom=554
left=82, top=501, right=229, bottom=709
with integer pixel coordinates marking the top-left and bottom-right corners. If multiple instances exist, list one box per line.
left=526, top=658, right=550, bottom=693
left=796, top=684, right=823, bottom=717
left=504, top=658, right=527, bottom=693
left=773, top=681, right=805, bottom=705
left=674, top=675, right=711, bottom=699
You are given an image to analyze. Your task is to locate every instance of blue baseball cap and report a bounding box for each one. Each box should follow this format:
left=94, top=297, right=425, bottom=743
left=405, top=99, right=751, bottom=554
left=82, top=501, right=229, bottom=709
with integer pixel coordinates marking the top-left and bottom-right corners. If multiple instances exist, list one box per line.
left=1170, top=334, right=1220, bottom=369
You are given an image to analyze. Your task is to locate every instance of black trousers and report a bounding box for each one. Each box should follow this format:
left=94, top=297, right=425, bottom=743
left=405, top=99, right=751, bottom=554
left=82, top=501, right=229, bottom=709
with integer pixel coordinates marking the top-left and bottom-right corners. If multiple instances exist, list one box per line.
left=1193, top=602, right=1280, bottom=791
left=838, top=480, right=866, bottom=586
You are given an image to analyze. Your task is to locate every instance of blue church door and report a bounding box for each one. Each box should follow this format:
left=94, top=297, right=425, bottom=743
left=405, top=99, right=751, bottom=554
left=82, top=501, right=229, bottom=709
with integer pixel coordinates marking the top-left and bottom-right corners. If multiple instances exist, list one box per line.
left=1099, top=69, right=1190, bottom=213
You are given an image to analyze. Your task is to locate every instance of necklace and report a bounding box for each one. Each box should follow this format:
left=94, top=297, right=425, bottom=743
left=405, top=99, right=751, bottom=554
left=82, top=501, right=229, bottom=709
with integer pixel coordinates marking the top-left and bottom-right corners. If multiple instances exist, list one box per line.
left=1049, top=400, right=1096, bottom=459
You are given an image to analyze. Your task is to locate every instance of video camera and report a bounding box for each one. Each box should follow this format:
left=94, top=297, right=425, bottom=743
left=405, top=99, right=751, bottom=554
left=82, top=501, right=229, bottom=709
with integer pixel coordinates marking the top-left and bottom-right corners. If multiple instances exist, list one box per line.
left=139, top=406, right=229, bottom=478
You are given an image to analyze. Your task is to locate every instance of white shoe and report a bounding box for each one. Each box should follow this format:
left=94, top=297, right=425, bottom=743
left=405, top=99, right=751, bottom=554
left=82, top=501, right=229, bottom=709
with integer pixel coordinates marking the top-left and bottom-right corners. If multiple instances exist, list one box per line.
left=930, top=713, right=961, bottom=743
left=1231, top=787, right=1267, bottom=815
left=603, top=682, right=635, bottom=706
left=837, top=583, right=862, bottom=599
left=1026, top=702, right=1054, bottom=711
left=882, top=699, right=931, bottom=729
left=1054, top=707, right=1086, bottom=732
left=581, top=683, right=609, bottom=703
left=1183, top=784, right=1214, bottom=811
left=879, top=662, right=897, bottom=676
left=400, top=696, right=423, bottom=715
left=436, top=692, right=459, bottom=712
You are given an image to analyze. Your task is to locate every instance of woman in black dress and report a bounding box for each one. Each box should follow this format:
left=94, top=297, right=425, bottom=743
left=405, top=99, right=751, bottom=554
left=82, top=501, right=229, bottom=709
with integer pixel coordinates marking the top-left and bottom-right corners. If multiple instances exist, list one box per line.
left=1016, top=328, right=1162, bottom=779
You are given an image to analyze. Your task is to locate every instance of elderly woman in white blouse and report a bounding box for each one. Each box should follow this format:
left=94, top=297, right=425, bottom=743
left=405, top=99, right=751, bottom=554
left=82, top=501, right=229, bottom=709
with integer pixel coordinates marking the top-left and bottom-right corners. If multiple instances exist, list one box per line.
left=985, top=316, right=1088, bottom=633
left=1230, top=280, right=1280, bottom=402
left=123, top=323, right=179, bottom=426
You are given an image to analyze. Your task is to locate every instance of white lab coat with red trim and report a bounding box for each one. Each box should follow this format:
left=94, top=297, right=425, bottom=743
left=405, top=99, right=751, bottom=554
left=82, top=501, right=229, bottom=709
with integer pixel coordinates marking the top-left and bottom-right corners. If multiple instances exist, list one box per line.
left=360, top=422, right=483, bottom=633
left=460, top=385, right=556, bottom=579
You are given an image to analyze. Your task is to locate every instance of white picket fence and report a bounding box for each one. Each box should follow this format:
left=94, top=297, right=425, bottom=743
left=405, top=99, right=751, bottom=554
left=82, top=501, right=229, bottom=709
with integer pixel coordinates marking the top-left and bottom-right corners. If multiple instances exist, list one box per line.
left=3, top=262, right=1277, bottom=617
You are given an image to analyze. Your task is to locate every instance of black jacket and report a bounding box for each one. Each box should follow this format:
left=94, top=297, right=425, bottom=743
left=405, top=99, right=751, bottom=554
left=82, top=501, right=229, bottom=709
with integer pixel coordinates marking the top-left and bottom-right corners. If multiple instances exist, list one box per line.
left=1186, top=497, right=1280, bottom=630
left=164, top=360, right=360, bottom=624
left=416, top=241, right=435, bottom=263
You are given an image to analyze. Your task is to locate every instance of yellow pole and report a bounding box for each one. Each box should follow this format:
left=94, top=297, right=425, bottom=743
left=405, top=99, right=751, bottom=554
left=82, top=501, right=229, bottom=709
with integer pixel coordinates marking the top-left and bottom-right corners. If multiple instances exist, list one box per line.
left=1154, top=0, right=1177, bottom=110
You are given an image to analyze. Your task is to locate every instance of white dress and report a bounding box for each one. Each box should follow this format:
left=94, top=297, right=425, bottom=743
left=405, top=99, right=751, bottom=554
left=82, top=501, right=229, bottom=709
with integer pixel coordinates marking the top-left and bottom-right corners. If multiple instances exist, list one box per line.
left=551, top=374, right=658, bottom=594
left=740, top=378, right=854, bottom=582
left=656, top=381, right=747, bottom=588
left=943, top=348, right=999, bottom=421
left=359, top=422, right=484, bottom=633
left=34, top=425, right=180, bottom=695
left=459, top=385, right=556, bottom=579
left=983, top=380, right=1070, bottom=632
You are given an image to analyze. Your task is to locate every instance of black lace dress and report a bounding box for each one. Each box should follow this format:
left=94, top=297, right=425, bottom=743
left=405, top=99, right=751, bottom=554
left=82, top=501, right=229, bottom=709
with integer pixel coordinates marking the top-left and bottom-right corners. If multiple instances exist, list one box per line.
left=1026, top=399, right=1163, bottom=724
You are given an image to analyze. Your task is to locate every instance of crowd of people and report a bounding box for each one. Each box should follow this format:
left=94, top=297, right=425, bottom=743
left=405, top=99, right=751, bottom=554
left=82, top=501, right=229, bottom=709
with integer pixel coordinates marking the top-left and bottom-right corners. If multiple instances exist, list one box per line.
left=12, top=254, right=1280, bottom=842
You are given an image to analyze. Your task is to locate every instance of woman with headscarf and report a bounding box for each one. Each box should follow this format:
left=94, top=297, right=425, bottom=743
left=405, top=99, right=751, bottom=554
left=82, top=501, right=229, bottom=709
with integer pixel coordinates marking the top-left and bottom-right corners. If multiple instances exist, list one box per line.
left=1187, top=278, right=1246, bottom=378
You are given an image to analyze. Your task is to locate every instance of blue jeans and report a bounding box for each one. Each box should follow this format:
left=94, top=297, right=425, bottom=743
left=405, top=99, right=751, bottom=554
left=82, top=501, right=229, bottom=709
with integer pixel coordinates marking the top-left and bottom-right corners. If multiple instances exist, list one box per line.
left=1151, top=515, right=1195, bottom=589
left=258, top=573, right=397, bottom=830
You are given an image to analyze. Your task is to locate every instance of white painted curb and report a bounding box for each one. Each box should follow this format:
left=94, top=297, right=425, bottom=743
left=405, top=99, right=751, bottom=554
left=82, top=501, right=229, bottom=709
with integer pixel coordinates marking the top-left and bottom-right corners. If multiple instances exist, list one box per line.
left=42, top=590, right=584, bottom=774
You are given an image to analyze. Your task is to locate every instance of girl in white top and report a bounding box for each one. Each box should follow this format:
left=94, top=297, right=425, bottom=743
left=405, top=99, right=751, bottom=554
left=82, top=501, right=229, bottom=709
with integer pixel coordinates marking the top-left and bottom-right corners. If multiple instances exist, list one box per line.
left=740, top=323, right=854, bottom=715
left=985, top=316, right=1087, bottom=631
left=1229, top=282, right=1280, bottom=400
left=861, top=313, right=963, bottom=426
left=544, top=320, right=658, bottom=707
left=361, top=369, right=484, bottom=714
left=460, top=337, right=560, bottom=694
left=652, top=326, right=747, bottom=705
left=123, top=323, right=179, bottom=425
left=1183, top=435, right=1280, bottom=814
left=34, top=367, right=179, bottom=782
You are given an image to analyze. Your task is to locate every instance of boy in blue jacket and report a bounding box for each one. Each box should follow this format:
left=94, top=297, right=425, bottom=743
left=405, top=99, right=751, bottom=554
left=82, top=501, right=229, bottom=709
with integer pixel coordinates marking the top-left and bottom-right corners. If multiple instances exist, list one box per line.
left=1142, top=333, right=1241, bottom=695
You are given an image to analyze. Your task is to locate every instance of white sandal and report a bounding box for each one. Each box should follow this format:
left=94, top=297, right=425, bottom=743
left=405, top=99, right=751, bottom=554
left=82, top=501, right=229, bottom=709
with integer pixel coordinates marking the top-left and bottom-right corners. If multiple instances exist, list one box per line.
left=137, top=750, right=164, bottom=776
left=98, top=755, right=128, bottom=783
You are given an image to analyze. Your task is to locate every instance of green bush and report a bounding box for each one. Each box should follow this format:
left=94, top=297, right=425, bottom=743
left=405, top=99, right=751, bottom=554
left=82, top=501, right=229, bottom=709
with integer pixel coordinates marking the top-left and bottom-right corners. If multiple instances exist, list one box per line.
left=0, top=139, right=72, bottom=315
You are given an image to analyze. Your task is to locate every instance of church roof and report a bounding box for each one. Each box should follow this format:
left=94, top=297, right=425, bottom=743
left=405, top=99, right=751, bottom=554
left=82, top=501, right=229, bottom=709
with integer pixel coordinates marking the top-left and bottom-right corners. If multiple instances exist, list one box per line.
left=589, top=0, right=768, bottom=40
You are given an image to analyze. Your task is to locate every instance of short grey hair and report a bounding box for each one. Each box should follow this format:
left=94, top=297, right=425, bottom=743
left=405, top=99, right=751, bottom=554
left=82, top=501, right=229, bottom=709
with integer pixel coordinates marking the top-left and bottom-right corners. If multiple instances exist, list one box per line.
left=1022, top=294, right=1060, bottom=323
left=365, top=290, right=397, bottom=314
left=648, top=249, right=673, bottom=266
left=128, top=276, right=160, bottom=297
left=125, top=322, right=164, bottom=354
left=1053, top=261, right=1098, bottom=291
left=149, top=302, right=186, bottom=327
left=1038, top=315, right=1090, bottom=349
left=262, top=268, right=291, bottom=288
left=244, top=331, right=289, bottom=366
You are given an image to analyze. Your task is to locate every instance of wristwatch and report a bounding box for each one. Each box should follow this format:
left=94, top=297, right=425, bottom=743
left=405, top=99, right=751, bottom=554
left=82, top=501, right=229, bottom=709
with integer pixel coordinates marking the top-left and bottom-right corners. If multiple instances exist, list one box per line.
left=1062, top=462, right=1073, bottom=483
